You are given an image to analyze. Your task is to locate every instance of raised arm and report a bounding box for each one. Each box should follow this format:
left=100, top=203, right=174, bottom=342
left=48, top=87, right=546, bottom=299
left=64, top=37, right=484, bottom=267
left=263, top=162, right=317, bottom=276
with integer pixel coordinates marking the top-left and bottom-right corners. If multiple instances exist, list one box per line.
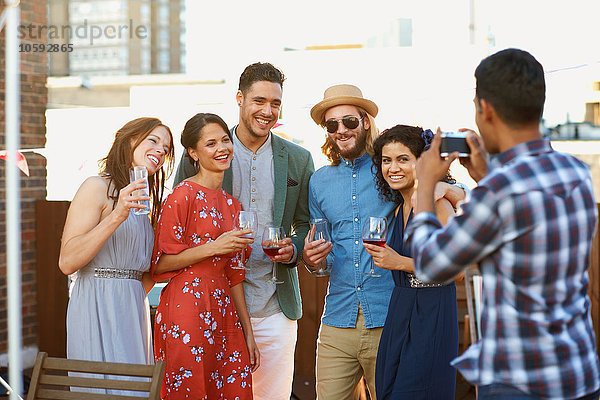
left=151, top=188, right=253, bottom=279
left=153, top=229, right=253, bottom=274
left=59, top=176, right=148, bottom=275
left=365, top=198, right=456, bottom=272
left=434, top=181, right=466, bottom=209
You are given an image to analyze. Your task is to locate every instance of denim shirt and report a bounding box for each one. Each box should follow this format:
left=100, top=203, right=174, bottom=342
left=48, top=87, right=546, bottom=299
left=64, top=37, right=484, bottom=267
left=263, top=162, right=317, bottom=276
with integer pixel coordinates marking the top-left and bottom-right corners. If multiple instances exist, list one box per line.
left=308, top=153, right=395, bottom=328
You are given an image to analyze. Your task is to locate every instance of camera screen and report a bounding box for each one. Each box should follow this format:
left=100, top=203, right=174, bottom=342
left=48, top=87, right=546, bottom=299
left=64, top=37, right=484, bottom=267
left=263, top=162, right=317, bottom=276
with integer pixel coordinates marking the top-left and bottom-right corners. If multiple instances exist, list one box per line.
left=440, top=137, right=470, bottom=157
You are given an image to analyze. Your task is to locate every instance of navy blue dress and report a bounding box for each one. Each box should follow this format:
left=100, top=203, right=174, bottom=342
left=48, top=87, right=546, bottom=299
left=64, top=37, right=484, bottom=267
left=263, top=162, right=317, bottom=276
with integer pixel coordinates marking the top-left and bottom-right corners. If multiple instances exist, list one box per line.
left=375, top=209, right=458, bottom=400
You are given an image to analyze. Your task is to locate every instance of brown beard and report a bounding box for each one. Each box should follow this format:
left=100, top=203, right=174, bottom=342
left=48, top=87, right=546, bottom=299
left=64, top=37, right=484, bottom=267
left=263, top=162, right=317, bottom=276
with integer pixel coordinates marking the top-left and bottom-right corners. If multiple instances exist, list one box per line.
left=329, top=127, right=368, bottom=161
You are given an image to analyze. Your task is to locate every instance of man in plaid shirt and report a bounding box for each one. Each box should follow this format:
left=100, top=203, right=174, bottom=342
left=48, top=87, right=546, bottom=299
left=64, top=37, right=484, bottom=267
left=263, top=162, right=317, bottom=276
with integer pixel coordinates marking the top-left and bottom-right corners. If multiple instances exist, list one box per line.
left=406, top=48, right=600, bottom=399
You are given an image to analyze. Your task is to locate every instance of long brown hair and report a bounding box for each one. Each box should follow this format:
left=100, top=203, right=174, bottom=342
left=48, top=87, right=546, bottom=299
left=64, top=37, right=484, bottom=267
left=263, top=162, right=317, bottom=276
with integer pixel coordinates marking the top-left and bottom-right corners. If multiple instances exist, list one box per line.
left=320, top=108, right=379, bottom=166
left=98, top=117, right=175, bottom=224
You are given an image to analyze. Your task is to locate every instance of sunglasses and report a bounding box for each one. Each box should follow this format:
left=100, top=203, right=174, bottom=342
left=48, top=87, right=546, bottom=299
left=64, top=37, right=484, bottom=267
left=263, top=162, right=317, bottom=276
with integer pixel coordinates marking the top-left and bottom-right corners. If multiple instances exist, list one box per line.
left=324, top=116, right=363, bottom=134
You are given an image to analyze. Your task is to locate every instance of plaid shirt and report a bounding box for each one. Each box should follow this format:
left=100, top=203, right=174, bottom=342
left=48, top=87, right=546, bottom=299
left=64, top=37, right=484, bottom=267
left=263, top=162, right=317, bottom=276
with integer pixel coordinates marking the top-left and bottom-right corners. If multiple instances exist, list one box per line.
left=406, top=139, right=600, bottom=399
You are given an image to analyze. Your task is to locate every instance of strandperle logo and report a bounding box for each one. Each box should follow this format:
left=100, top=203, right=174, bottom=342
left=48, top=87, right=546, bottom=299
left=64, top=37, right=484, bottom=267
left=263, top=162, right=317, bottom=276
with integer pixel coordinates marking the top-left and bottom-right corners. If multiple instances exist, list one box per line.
left=18, top=19, right=148, bottom=45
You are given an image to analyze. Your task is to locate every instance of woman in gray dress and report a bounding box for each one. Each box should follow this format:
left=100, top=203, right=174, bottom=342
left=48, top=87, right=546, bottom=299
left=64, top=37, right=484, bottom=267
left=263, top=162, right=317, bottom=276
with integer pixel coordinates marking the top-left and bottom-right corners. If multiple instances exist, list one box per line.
left=59, top=117, right=174, bottom=392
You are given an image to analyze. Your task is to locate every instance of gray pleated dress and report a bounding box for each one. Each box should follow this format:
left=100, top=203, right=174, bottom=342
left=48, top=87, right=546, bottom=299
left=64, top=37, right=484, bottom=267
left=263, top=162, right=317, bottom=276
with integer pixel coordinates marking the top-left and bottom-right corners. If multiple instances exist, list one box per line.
left=66, top=211, right=154, bottom=394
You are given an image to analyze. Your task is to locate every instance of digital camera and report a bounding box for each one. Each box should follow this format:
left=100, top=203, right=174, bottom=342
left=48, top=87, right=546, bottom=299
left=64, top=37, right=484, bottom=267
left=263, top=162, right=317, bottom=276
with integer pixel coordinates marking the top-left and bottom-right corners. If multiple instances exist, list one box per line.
left=440, top=132, right=470, bottom=157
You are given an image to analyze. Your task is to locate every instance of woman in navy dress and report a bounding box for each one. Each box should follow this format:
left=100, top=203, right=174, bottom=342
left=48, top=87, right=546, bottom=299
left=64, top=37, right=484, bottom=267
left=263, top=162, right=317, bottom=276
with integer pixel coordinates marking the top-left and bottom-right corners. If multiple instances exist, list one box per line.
left=364, top=125, right=459, bottom=399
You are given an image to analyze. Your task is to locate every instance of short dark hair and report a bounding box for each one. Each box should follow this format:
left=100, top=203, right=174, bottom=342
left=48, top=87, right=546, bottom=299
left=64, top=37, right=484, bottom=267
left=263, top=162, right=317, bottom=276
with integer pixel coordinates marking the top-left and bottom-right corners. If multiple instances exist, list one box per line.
left=238, top=62, right=285, bottom=94
left=181, top=113, right=231, bottom=170
left=372, top=124, right=454, bottom=204
left=475, top=48, right=545, bottom=127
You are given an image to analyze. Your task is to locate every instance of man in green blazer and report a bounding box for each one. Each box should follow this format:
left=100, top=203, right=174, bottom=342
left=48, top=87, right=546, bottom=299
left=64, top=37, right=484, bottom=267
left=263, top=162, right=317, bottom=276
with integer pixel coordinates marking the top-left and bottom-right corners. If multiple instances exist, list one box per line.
left=173, top=62, right=314, bottom=400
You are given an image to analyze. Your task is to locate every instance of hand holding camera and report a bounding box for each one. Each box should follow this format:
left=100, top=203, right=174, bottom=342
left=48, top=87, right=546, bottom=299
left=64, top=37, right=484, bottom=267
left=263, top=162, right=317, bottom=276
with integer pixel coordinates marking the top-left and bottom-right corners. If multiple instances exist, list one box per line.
left=455, top=128, right=489, bottom=182
left=440, top=131, right=471, bottom=158
left=438, top=128, right=489, bottom=182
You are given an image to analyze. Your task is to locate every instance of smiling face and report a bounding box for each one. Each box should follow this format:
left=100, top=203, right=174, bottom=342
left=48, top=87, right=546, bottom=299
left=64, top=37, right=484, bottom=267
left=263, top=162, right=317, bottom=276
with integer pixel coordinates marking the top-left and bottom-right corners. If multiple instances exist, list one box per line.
left=187, top=123, right=233, bottom=173
left=381, top=141, right=417, bottom=193
left=236, top=81, right=282, bottom=144
left=131, top=125, right=172, bottom=176
left=323, top=104, right=369, bottom=161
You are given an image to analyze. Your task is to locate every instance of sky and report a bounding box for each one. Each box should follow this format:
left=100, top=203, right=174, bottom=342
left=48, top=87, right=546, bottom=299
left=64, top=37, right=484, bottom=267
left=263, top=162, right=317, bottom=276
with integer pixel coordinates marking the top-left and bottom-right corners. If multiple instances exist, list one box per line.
left=184, top=0, right=600, bottom=145
left=184, top=0, right=600, bottom=127
left=44, top=0, right=600, bottom=199
left=186, top=0, right=600, bottom=69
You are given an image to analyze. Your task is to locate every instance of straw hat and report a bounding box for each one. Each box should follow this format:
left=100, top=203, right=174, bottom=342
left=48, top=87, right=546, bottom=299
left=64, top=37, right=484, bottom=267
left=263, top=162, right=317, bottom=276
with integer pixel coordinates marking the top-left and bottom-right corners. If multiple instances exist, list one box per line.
left=310, top=84, right=378, bottom=125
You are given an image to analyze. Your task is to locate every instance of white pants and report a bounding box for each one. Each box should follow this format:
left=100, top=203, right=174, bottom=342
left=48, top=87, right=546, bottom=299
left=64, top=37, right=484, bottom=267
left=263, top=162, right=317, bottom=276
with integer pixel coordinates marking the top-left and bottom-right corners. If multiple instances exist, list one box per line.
left=251, top=312, right=298, bottom=400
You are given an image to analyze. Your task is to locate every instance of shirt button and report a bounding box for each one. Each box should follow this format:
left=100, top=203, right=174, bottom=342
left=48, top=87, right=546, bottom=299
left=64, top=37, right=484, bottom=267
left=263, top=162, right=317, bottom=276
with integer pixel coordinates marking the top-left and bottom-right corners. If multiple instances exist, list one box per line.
left=357, top=286, right=362, bottom=291
left=252, top=188, right=256, bottom=192
left=355, top=263, right=359, bottom=267
left=354, top=217, right=359, bottom=222
left=253, top=156, right=256, bottom=160
left=252, top=166, right=256, bottom=170
left=352, top=174, right=356, bottom=178
left=251, top=199, right=255, bottom=202
left=252, top=177, right=256, bottom=181
left=355, top=241, right=358, bottom=245
left=352, top=195, right=356, bottom=200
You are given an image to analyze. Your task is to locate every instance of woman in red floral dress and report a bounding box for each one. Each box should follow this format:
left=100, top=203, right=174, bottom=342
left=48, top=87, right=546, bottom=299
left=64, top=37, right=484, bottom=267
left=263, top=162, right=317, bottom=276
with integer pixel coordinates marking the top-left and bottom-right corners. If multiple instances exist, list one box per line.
left=151, top=113, right=259, bottom=399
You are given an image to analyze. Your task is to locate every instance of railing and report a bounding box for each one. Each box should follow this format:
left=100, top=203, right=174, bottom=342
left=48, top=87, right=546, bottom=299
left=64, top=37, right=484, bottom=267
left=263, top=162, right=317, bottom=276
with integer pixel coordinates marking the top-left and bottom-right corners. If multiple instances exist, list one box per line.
left=34, top=201, right=600, bottom=400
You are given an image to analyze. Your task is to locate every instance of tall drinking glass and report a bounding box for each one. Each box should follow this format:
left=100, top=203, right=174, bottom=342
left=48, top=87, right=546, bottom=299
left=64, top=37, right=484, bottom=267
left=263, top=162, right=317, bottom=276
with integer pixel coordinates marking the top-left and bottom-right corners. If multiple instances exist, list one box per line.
left=232, top=210, right=258, bottom=270
left=308, top=218, right=331, bottom=277
left=129, top=166, right=149, bottom=215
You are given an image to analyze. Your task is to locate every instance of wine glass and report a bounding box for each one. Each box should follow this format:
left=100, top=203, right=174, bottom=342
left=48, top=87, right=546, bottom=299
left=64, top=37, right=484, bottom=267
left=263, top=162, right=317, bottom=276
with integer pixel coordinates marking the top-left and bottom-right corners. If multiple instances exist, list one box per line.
left=261, top=226, right=286, bottom=284
left=362, top=216, right=388, bottom=278
left=231, top=210, right=258, bottom=270
left=308, top=218, right=331, bottom=277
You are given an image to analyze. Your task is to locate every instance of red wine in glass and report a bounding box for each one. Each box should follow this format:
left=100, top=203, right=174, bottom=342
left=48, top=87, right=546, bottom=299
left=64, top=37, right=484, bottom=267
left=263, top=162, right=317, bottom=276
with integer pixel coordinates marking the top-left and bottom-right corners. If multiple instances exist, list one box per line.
left=362, top=216, right=388, bottom=278
left=262, top=245, right=283, bottom=258
left=261, top=226, right=285, bottom=284
left=362, top=238, right=386, bottom=247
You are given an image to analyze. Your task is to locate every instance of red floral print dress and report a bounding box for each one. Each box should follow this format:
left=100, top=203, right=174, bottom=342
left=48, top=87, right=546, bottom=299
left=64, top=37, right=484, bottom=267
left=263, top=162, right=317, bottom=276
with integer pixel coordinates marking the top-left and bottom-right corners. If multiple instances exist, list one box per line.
left=151, top=181, right=252, bottom=399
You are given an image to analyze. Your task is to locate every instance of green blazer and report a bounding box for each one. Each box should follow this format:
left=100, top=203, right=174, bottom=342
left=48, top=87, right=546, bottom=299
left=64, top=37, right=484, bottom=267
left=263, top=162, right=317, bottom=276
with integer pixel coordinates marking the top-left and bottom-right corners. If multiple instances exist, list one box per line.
left=173, top=130, right=315, bottom=320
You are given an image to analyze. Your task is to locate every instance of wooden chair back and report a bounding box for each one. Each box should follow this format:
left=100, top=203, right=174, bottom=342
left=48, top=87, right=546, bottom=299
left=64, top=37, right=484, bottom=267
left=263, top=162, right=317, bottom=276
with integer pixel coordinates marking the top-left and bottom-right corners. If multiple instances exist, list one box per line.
left=464, top=265, right=483, bottom=345
left=26, top=352, right=164, bottom=400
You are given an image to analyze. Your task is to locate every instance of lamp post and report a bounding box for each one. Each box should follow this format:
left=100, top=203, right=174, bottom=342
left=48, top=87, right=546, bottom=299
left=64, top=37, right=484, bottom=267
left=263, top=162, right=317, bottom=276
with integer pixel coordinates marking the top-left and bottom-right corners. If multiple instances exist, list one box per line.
left=4, top=0, right=23, bottom=399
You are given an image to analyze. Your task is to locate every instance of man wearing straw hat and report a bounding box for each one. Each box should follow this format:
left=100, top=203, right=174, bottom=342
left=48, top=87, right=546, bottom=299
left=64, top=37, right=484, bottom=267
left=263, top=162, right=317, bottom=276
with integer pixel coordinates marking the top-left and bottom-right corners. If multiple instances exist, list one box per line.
left=301, top=84, right=465, bottom=399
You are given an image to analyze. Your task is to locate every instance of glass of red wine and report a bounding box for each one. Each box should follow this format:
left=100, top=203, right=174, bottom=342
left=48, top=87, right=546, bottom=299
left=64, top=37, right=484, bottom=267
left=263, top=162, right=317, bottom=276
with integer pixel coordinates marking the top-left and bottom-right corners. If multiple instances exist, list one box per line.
left=232, top=210, right=258, bottom=270
left=362, top=216, right=388, bottom=278
left=261, top=225, right=286, bottom=284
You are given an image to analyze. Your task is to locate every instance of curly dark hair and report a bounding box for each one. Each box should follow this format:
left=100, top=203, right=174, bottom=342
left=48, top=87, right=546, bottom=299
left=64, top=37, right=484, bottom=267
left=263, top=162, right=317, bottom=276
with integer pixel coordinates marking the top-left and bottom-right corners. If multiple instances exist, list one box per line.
left=372, top=124, right=455, bottom=204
